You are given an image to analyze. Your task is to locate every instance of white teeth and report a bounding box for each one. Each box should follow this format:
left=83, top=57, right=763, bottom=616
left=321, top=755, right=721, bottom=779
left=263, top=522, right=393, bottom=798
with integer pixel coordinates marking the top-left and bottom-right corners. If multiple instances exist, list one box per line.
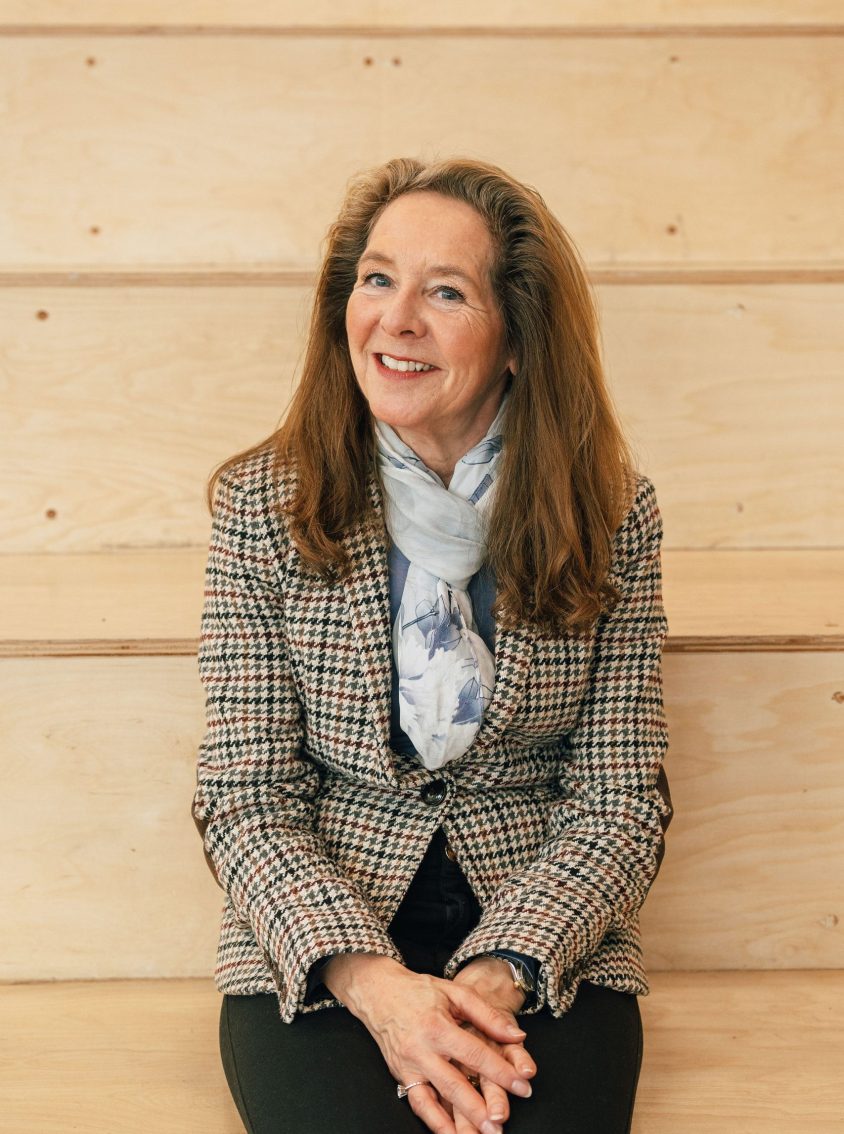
left=380, top=353, right=434, bottom=373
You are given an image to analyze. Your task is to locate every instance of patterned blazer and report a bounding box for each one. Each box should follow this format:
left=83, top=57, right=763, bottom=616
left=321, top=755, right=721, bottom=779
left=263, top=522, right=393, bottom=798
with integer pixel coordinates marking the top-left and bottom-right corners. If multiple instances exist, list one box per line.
left=192, top=447, right=672, bottom=1023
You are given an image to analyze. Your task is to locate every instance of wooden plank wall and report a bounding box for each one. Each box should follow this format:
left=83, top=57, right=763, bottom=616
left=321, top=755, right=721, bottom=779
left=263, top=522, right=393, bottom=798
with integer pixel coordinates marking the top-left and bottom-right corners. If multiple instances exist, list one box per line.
left=1, top=4, right=842, bottom=982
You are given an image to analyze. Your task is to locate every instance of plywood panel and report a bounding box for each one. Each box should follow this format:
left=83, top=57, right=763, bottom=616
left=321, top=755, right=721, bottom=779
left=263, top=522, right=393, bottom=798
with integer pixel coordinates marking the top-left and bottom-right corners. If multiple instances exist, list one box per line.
left=0, top=657, right=218, bottom=982
left=1, top=1, right=841, bottom=28
left=660, top=550, right=844, bottom=645
left=0, top=286, right=302, bottom=553
left=2, top=283, right=842, bottom=552
left=2, top=652, right=842, bottom=980
left=1, top=549, right=843, bottom=650
left=634, top=971, right=844, bottom=1134
left=642, top=651, right=844, bottom=971
left=600, top=283, right=844, bottom=548
left=0, top=37, right=841, bottom=268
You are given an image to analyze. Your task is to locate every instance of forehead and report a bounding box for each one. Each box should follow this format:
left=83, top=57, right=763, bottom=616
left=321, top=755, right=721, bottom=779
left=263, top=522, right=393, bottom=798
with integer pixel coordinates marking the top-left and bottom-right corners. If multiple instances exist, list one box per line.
left=363, top=191, right=495, bottom=278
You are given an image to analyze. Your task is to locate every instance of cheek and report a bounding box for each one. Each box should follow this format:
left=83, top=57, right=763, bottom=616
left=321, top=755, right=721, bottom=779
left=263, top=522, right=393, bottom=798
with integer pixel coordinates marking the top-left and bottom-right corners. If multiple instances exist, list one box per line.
left=345, top=295, right=370, bottom=348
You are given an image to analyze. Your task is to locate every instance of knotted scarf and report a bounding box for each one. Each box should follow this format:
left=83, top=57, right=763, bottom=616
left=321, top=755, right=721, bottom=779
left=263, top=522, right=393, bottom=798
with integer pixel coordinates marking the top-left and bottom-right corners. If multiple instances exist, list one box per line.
left=374, top=400, right=506, bottom=769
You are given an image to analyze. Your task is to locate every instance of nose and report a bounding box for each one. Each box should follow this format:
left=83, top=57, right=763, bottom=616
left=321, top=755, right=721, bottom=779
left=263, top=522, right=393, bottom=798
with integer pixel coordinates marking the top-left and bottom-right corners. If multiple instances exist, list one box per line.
left=379, top=287, right=425, bottom=337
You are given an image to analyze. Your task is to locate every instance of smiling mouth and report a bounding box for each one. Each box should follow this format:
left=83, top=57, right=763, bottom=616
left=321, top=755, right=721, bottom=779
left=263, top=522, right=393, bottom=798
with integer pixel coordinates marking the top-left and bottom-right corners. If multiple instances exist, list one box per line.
left=378, top=353, right=436, bottom=373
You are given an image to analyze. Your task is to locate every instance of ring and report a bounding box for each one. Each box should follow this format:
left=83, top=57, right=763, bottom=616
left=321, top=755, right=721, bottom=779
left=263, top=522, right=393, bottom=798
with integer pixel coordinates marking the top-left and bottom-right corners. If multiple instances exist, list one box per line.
left=467, top=1074, right=481, bottom=1088
left=397, top=1079, right=430, bottom=1099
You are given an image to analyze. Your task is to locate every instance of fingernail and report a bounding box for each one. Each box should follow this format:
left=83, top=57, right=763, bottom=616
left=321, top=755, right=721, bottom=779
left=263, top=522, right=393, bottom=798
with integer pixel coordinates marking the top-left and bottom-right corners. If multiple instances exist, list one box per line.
left=506, top=1026, right=526, bottom=1037
left=512, top=1079, right=532, bottom=1098
left=481, top=1123, right=502, bottom=1134
left=519, top=1065, right=534, bottom=1077
left=490, top=1106, right=506, bottom=1121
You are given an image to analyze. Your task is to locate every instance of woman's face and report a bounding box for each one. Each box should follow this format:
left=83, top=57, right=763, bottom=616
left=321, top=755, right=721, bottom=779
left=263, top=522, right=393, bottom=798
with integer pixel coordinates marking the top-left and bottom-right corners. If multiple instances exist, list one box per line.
left=345, top=191, right=515, bottom=462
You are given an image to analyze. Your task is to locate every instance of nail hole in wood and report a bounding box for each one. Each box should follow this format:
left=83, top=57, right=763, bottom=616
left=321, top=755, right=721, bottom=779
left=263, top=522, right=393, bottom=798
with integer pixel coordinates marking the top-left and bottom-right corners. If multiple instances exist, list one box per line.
left=36, top=309, right=49, bottom=320
left=45, top=509, right=58, bottom=520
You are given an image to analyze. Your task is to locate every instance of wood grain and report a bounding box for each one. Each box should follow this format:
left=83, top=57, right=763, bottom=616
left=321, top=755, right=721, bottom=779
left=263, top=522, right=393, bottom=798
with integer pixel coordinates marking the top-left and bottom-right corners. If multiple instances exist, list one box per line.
left=633, top=970, right=844, bottom=1134
left=0, top=657, right=214, bottom=982
left=642, top=651, right=844, bottom=972
left=0, top=286, right=301, bottom=554
left=0, top=37, right=841, bottom=269
left=0, top=979, right=243, bottom=1134
left=600, top=283, right=844, bottom=548
left=1, top=549, right=843, bottom=650
left=2, top=283, right=842, bottom=553
left=1, top=1, right=842, bottom=29
left=2, top=651, right=842, bottom=980
left=0, top=973, right=841, bottom=1133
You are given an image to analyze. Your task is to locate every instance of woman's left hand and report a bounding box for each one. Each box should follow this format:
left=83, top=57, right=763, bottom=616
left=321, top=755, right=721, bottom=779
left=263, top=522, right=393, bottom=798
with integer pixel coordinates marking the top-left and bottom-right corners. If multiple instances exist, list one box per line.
left=448, top=957, right=537, bottom=1131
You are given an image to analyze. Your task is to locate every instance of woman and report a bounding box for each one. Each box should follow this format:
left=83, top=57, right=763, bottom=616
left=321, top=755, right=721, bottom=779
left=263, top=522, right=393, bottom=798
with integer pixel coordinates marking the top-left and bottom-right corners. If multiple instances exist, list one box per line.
left=192, top=156, right=672, bottom=1134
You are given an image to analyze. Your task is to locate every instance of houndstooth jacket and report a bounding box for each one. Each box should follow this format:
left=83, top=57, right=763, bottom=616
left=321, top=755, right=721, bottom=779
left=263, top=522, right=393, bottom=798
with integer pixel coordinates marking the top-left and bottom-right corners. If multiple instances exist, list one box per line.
left=191, top=446, right=672, bottom=1023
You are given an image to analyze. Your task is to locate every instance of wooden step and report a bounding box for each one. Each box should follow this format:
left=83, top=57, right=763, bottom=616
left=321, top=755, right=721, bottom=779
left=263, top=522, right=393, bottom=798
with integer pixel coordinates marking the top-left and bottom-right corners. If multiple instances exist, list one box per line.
left=1, top=972, right=841, bottom=1133
left=1, top=37, right=842, bottom=271
left=3, top=282, right=843, bottom=552
left=3, top=1, right=843, bottom=31
left=1, top=548, right=842, bottom=654
left=1, top=646, right=841, bottom=981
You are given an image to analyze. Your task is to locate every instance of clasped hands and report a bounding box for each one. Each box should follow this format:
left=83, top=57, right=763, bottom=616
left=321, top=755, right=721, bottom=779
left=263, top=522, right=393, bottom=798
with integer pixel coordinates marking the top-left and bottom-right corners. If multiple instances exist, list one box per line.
left=323, top=953, right=536, bottom=1134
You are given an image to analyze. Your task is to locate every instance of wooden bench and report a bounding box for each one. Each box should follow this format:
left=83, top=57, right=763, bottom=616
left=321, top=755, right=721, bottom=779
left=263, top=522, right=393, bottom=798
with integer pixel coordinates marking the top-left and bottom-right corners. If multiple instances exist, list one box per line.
left=2, top=972, right=842, bottom=1133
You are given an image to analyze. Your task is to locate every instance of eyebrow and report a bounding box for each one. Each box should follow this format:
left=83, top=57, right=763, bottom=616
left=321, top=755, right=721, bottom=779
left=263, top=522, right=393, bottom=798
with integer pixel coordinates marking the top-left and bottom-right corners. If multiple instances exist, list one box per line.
left=358, top=251, right=478, bottom=287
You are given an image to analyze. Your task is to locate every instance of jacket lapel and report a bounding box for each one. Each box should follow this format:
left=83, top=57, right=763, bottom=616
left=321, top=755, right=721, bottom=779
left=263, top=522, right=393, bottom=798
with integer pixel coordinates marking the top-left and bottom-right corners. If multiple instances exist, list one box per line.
left=470, top=616, right=536, bottom=756
left=339, top=475, right=394, bottom=775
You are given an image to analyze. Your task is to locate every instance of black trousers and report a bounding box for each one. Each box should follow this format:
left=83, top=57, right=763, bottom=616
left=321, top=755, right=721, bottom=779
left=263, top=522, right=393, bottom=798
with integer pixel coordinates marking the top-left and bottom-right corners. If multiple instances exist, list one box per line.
left=219, top=830, right=643, bottom=1133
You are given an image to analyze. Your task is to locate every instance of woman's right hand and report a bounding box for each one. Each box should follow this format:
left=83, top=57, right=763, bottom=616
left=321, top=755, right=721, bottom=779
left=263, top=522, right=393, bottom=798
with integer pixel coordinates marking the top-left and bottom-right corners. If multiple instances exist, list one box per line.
left=323, top=953, right=534, bottom=1134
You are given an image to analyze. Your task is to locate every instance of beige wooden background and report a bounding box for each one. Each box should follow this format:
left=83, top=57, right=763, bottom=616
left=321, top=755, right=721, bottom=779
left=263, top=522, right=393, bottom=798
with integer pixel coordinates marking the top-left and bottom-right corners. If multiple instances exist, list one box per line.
left=1, top=2, right=842, bottom=984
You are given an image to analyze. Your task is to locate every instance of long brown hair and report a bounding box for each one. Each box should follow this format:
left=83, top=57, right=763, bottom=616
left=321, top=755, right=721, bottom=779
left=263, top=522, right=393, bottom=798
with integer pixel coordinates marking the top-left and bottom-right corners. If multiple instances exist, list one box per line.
left=210, top=157, right=635, bottom=632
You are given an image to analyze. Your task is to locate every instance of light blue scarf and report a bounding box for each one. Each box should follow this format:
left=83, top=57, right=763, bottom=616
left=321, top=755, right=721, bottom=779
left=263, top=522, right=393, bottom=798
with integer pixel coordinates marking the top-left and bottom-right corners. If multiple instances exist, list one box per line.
left=375, top=400, right=507, bottom=769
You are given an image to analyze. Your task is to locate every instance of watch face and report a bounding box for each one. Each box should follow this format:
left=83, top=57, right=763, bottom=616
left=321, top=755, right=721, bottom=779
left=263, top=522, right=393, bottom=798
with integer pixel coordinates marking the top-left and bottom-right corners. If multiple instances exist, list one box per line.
left=515, top=963, right=535, bottom=993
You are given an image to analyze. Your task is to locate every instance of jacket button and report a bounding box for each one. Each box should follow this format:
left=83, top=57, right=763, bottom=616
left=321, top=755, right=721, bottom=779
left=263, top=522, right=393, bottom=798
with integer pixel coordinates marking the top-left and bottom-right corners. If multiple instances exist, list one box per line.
left=420, top=779, right=448, bottom=806
left=444, top=841, right=457, bottom=862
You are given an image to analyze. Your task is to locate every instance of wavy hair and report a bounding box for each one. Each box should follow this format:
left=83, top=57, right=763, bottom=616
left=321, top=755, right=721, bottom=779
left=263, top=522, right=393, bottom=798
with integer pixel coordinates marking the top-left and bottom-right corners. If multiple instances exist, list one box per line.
left=209, top=157, right=636, bottom=632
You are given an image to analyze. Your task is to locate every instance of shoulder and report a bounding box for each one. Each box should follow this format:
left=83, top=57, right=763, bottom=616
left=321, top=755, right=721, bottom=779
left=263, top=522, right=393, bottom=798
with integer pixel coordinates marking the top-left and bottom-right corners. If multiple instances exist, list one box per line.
left=610, top=473, right=663, bottom=579
left=212, top=444, right=298, bottom=512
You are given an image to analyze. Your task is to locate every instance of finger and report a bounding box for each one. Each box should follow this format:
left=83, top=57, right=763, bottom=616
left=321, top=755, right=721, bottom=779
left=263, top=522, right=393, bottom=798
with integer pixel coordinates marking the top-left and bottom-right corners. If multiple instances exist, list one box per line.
left=500, top=1040, right=537, bottom=1080
left=480, top=1077, right=510, bottom=1126
left=406, top=1083, right=457, bottom=1134
left=432, top=1063, right=507, bottom=1134
left=453, top=1065, right=503, bottom=1132
left=441, top=1026, right=532, bottom=1101
left=454, top=1098, right=484, bottom=1134
left=447, top=984, right=527, bottom=1046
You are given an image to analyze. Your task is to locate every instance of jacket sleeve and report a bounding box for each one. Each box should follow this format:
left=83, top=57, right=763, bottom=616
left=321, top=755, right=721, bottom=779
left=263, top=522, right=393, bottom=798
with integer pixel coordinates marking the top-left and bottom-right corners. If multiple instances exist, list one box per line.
left=191, top=470, right=403, bottom=1020
left=443, top=476, right=672, bottom=1014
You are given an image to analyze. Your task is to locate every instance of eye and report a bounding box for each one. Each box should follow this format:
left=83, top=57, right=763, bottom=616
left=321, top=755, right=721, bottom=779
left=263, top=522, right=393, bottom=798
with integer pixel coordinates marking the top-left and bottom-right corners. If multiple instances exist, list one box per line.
left=362, top=271, right=391, bottom=288
left=434, top=285, right=465, bottom=303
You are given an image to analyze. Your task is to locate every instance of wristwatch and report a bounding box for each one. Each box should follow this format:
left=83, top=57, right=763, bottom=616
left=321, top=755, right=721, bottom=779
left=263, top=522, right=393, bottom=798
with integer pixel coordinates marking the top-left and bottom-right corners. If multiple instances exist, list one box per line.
left=479, top=951, right=537, bottom=1001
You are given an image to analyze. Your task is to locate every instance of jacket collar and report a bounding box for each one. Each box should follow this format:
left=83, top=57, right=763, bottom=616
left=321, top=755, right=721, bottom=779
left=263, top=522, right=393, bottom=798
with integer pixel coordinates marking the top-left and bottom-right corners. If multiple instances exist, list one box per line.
left=340, top=472, right=535, bottom=780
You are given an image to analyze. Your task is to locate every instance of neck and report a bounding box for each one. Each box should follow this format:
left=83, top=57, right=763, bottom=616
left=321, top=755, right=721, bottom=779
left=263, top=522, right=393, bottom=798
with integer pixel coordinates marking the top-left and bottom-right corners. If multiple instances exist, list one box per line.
left=390, top=394, right=508, bottom=488
left=394, top=436, right=459, bottom=487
